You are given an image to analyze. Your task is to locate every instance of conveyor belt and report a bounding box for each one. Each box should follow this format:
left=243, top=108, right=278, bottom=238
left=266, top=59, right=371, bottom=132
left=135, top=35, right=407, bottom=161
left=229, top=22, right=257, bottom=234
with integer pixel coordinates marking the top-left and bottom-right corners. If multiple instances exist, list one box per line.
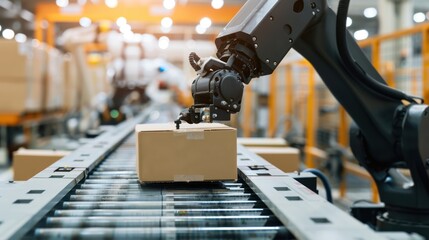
left=28, top=136, right=293, bottom=239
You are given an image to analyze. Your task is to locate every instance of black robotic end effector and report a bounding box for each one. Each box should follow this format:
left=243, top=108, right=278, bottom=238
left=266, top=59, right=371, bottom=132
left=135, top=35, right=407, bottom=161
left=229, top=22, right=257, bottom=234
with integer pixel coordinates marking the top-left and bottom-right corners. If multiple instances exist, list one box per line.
left=175, top=53, right=246, bottom=129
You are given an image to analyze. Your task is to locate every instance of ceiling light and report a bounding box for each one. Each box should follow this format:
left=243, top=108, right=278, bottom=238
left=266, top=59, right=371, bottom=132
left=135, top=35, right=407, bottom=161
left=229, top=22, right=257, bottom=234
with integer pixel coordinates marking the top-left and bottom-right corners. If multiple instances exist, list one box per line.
left=116, top=17, right=127, bottom=27
left=354, top=29, right=368, bottom=41
left=105, top=0, right=118, bottom=8
left=158, top=36, right=170, bottom=49
left=211, top=0, right=224, bottom=9
left=79, top=17, right=92, bottom=28
left=346, top=17, right=352, bottom=27
left=200, top=17, right=212, bottom=29
left=414, top=12, right=426, bottom=23
left=56, top=0, right=69, bottom=8
left=163, top=0, right=175, bottom=10
left=15, top=33, right=27, bottom=43
left=363, top=7, right=377, bottom=18
left=2, top=29, right=15, bottom=40
left=195, top=24, right=206, bottom=34
left=161, top=17, right=173, bottom=28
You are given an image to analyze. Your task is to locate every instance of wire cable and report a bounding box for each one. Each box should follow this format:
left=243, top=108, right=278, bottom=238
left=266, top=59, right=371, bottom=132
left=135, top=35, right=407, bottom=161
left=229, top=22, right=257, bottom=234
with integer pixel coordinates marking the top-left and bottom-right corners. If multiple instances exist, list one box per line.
left=336, top=0, right=418, bottom=104
left=303, top=168, right=333, bottom=203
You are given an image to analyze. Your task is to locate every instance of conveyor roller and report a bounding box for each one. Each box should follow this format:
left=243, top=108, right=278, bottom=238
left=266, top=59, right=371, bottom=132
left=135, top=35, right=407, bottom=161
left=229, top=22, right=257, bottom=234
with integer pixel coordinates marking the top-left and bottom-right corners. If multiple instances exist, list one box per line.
left=26, top=136, right=293, bottom=239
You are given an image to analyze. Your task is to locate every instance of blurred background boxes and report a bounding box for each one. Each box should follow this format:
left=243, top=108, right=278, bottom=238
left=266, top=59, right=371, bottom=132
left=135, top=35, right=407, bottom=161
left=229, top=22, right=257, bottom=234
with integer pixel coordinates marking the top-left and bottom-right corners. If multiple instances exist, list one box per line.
left=237, top=137, right=287, bottom=148
left=248, top=147, right=300, bottom=172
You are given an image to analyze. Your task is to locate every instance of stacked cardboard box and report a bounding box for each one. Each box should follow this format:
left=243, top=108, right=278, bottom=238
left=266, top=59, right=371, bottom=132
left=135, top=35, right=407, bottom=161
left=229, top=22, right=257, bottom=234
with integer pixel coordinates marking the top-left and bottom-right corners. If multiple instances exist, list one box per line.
left=63, top=54, right=79, bottom=111
left=0, top=40, right=46, bottom=113
left=45, top=47, right=65, bottom=111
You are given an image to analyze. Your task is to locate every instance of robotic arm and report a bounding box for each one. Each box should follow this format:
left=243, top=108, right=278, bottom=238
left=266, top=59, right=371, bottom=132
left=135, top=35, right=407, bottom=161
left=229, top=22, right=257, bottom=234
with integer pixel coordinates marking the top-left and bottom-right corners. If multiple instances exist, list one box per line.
left=177, top=0, right=429, bottom=236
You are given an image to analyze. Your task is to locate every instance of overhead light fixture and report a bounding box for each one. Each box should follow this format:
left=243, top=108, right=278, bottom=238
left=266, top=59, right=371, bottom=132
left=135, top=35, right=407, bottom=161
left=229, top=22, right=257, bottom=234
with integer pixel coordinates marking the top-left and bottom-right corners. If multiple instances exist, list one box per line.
left=163, top=0, right=175, bottom=10
left=79, top=17, right=92, bottom=28
left=354, top=29, right=368, bottom=41
left=105, top=0, right=118, bottom=8
left=15, top=33, right=27, bottom=43
left=2, top=29, right=15, bottom=40
left=211, top=0, right=224, bottom=9
left=116, top=17, right=127, bottom=27
left=200, top=17, right=212, bottom=29
left=363, top=7, right=377, bottom=18
left=161, top=17, right=173, bottom=29
left=346, top=17, right=352, bottom=27
left=158, top=36, right=170, bottom=49
left=119, top=24, right=132, bottom=34
left=195, top=24, right=206, bottom=34
left=56, top=0, right=69, bottom=8
left=413, top=12, right=426, bottom=23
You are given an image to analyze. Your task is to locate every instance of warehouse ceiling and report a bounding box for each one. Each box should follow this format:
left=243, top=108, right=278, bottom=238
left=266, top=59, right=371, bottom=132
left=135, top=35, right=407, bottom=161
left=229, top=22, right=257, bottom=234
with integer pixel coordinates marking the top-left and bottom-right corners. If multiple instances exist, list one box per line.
left=0, top=0, right=429, bottom=44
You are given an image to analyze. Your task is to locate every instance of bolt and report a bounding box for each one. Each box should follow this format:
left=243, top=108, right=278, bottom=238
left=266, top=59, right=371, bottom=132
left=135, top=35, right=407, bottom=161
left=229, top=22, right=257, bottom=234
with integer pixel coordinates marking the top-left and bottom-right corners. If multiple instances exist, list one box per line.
left=252, top=36, right=257, bottom=41
left=273, top=62, right=277, bottom=66
left=221, top=100, right=227, bottom=106
left=289, top=38, right=293, bottom=43
left=254, top=44, right=258, bottom=48
left=266, top=59, right=270, bottom=63
left=233, top=104, right=238, bottom=109
left=269, top=16, right=274, bottom=21
left=312, top=11, right=316, bottom=15
left=311, top=2, right=316, bottom=8
left=212, top=114, right=218, bottom=119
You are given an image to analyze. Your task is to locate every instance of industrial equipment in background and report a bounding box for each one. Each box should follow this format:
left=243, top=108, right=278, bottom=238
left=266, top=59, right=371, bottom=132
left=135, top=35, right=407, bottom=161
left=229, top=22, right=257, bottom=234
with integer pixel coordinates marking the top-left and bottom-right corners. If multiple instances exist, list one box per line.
left=177, top=0, right=429, bottom=237
left=61, top=24, right=191, bottom=129
left=0, top=109, right=423, bottom=240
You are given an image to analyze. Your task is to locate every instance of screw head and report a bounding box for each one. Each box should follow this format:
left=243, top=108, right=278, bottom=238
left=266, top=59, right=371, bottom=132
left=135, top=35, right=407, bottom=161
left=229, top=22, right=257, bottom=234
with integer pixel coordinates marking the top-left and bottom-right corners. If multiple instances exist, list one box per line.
left=254, top=44, right=258, bottom=48
left=212, top=114, right=218, bottom=118
left=221, top=100, right=227, bottom=106
left=269, top=16, right=274, bottom=21
left=266, top=59, right=270, bottom=63
left=273, top=62, right=277, bottom=66
left=252, top=36, right=257, bottom=41
left=233, top=104, right=238, bottom=109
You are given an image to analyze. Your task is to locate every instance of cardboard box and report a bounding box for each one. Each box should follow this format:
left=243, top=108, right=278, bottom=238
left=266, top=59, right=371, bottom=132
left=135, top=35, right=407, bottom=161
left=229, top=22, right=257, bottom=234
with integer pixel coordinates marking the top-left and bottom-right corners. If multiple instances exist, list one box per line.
left=0, top=40, right=46, bottom=113
left=45, top=47, right=65, bottom=110
left=136, top=123, right=237, bottom=183
left=237, top=137, right=287, bottom=148
left=13, top=149, right=70, bottom=181
left=248, top=147, right=300, bottom=172
left=63, top=55, right=79, bottom=111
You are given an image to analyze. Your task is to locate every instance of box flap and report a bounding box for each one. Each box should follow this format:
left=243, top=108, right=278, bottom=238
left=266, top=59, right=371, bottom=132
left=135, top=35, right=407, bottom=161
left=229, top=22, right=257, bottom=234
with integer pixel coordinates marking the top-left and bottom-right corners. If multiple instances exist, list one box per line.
left=135, top=123, right=234, bottom=132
